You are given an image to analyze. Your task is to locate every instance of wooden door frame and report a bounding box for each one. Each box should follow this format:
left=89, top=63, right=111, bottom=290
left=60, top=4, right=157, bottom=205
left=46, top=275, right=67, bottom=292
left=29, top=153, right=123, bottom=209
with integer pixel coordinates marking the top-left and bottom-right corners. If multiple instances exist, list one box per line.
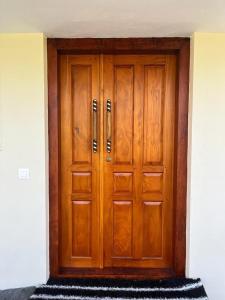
left=48, top=38, right=190, bottom=278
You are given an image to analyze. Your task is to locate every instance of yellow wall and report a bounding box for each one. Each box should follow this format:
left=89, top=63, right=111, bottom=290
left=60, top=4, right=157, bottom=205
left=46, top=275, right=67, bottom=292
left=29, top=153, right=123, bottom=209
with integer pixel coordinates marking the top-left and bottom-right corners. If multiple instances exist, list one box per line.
left=188, top=33, right=225, bottom=299
left=0, top=34, right=48, bottom=288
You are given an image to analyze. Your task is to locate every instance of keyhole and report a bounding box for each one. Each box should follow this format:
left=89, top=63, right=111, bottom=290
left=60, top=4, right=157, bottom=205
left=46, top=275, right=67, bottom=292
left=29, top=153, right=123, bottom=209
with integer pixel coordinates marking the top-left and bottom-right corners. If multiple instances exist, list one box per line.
left=74, top=127, right=80, bottom=134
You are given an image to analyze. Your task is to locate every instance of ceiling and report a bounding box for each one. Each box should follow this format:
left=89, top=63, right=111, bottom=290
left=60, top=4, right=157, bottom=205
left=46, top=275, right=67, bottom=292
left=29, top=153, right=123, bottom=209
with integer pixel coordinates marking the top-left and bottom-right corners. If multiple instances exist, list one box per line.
left=1, top=0, right=225, bottom=37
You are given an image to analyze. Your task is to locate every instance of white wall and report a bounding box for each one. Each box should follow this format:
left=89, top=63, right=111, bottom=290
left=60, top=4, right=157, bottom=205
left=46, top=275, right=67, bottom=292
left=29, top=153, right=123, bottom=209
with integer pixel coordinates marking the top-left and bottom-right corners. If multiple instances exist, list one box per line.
left=0, top=33, right=48, bottom=288
left=187, top=33, right=225, bottom=299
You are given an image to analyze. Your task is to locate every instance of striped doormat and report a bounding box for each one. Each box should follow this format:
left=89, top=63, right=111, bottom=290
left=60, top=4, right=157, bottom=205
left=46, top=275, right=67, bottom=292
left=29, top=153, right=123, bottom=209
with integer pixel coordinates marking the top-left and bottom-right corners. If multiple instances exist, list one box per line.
left=29, top=278, right=208, bottom=300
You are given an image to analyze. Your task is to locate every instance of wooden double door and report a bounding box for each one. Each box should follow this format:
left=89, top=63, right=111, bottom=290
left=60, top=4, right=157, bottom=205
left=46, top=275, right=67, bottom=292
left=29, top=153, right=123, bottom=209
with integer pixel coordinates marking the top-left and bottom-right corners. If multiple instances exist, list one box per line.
left=59, top=54, right=176, bottom=273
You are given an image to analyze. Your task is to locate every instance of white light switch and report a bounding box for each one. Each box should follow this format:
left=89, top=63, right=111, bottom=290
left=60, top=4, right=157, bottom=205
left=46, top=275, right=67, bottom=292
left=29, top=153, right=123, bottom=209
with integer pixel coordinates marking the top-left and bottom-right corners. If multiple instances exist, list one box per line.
left=18, top=168, right=30, bottom=180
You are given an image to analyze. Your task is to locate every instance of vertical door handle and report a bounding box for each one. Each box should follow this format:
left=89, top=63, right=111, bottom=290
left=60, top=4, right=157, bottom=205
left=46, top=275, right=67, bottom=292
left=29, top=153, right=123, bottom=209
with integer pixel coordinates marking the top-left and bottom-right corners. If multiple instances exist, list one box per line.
left=106, top=99, right=112, bottom=153
left=92, top=99, right=98, bottom=153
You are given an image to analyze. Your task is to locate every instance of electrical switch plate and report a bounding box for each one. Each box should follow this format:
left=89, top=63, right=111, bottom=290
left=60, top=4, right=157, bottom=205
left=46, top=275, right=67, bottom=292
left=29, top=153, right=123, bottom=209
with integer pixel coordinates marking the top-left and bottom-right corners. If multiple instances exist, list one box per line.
left=18, top=168, right=30, bottom=180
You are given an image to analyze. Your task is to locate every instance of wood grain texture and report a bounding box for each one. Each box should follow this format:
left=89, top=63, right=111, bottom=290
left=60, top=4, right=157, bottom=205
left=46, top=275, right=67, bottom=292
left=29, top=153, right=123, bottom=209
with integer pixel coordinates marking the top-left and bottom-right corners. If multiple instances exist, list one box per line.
left=58, top=267, right=175, bottom=279
left=48, top=38, right=190, bottom=278
left=48, top=40, right=59, bottom=276
left=113, top=173, right=133, bottom=193
left=112, top=201, right=133, bottom=258
left=142, top=173, right=163, bottom=194
left=72, top=201, right=91, bottom=257
left=59, top=55, right=100, bottom=268
left=49, top=38, right=189, bottom=53
left=71, top=65, right=92, bottom=164
left=72, top=172, right=92, bottom=193
left=143, top=65, right=164, bottom=165
left=142, top=202, right=163, bottom=258
left=174, top=41, right=190, bottom=276
left=114, top=66, right=134, bottom=164
left=103, top=54, right=175, bottom=269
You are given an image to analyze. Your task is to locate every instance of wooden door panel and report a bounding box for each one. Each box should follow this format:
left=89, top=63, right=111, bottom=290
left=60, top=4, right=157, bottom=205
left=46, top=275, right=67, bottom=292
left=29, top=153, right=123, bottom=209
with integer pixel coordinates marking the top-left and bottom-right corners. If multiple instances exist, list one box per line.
left=143, top=65, right=164, bottom=165
left=112, top=201, right=133, bottom=258
left=142, top=172, right=163, bottom=194
left=72, top=65, right=92, bottom=164
left=103, top=55, right=176, bottom=269
left=113, top=173, right=133, bottom=194
left=142, top=201, right=163, bottom=258
left=60, top=55, right=100, bottom=268
left=72, top=201, right=91, bottom=257
left=114, top=65, right=134, bottom=165
left=72, top=172, right=92, bottom=193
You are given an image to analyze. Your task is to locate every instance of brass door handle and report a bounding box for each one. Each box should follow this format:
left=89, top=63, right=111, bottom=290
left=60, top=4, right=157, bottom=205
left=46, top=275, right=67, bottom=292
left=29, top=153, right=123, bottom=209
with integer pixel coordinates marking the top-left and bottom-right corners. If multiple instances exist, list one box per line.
left=106, top=99, right=112, bottom=153
left=92, top=99, right=98, bottom=153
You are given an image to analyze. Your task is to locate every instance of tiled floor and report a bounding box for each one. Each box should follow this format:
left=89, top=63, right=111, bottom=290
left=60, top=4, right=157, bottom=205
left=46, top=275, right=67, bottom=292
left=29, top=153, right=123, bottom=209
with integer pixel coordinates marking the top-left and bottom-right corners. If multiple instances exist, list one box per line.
left=0, top=287, right=35, bottom=300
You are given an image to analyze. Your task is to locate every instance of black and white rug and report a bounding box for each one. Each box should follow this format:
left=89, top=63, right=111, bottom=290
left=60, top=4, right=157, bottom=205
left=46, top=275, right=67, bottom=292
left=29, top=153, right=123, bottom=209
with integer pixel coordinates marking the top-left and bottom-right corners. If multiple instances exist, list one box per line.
left=29, top=278, right=208, bottom=300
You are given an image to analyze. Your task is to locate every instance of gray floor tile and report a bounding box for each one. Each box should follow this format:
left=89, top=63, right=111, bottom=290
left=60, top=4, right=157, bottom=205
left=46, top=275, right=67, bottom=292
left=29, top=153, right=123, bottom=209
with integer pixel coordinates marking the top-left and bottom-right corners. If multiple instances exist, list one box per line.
left=0, top=287, right=35, bottom=300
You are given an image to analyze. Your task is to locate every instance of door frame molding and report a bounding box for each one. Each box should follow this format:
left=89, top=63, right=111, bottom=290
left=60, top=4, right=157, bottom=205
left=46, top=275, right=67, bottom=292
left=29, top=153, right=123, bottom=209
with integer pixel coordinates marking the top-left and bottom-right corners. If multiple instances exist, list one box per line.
left=47, top=38, right=190, bottom=278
